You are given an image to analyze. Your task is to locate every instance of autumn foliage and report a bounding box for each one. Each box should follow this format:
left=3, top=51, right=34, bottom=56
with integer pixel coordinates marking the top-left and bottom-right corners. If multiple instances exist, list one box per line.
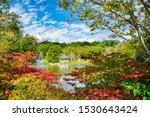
left=121, top=60, right=150, bottom=80
left=69, top=53, right=150, bottom=100
left=0, top=52, right=58, bottom=99
left=72, top=88, right=133, bottom=100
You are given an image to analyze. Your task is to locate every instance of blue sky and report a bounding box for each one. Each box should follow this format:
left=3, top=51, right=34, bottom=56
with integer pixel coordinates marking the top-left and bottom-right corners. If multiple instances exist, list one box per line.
left=9, top=0, right=112, bottom=43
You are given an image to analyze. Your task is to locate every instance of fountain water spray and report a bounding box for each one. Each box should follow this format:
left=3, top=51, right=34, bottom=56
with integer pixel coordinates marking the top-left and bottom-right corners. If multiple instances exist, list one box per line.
left=36, top=52, right=45, bottom=68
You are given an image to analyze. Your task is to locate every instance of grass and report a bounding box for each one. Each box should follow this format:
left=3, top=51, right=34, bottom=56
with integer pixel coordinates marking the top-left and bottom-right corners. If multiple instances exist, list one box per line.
left=44, top=59, right=92, bottom=66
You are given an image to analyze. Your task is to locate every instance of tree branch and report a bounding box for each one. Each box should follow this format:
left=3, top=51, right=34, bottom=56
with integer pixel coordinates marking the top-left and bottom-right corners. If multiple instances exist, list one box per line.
left=120, top=0, right=150, bottom=35
left=103, top=24, right=148, bottom=57
left=88, top=0, right=150, bottom=56
left=140, top=0, right=150, bottom=17
left=91, top=0, right=150, bottom=35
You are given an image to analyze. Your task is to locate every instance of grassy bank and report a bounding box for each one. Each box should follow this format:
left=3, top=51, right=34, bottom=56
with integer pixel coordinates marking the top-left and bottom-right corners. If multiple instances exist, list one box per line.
left=43, top=59, right=92, bottom=66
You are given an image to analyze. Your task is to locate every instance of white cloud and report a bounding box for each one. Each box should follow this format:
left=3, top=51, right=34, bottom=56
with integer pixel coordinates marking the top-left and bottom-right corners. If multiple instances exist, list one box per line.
left=9, top=3, right=25, bottom=15
left=10, top=2, right=38, bottom=26
left=23, top=21, right=111, bottom=43
left=39, top=5, right=46, bottom=11
left=27, top=5, right=36, bottom=8
left=44, top=20, right=57, bottom=25
left=9, top=1, right=112, bottom=43
left=20, top=11, right=37, bottom=25
left=28, top=8, right=38, bottom=12
left=23, top=0, right=31, bottom=5
left=41, top=14, right=49, bottom=22
left=21, top=13, right=32, bottom=25
left=55, top=6, right=65, bottom=14
left=70, top=23, right=87, bottom=29
left=34, top=0, right=46, bottom=4
left=44, top=12, right=51, bottom=16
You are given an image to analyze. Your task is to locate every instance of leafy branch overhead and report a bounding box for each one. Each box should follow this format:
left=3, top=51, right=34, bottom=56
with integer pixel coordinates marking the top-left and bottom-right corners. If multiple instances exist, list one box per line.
left=58, top=0, right=150, bottom=56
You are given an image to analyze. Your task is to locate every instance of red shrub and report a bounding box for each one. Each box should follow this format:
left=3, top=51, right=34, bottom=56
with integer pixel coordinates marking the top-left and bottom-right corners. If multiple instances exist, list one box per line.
left=73, top=88, right=132, bottom=100
left=121, top=72, right=150, bottom=80
left=0, top=52, right=58, bottom=83
left=121, top=60, right=150, bottom=80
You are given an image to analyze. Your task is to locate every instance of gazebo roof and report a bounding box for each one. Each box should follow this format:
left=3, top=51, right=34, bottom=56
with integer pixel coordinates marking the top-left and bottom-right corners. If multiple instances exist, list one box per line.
left=60, top=55, right=70, bottom=59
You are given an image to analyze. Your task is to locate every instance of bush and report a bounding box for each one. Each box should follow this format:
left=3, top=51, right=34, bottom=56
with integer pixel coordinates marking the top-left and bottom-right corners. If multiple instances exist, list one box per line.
left=72, top=88, right=133, bottom=100
left=120, top=81, right=150, bottom=100
left=120, top=61, right=150, bottom=100
left=9, top=75, right=47, bottom=100
left=0, top=52, right=58, bottom=100
left=114, top=41, right=137, bottom=59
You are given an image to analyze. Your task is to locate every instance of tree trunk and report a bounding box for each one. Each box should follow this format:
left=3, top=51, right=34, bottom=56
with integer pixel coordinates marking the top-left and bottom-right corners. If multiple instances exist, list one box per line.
left=136, top=26, right=150, bottom=56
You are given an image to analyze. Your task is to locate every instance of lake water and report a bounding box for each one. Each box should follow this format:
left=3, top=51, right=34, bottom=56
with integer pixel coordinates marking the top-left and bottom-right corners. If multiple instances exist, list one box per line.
left=34, top=62, right=86, bottom=92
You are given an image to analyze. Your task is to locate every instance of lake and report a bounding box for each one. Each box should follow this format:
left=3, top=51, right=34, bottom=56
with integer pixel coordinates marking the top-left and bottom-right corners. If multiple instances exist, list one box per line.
left=34, top=62, right=86, bottom=92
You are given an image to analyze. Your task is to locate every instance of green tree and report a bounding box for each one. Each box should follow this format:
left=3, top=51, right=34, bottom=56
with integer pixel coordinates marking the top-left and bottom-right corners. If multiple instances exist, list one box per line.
left=46, top=45, right=62, bottom=63
left=0, top=0, right=18, bottom=22
left=37, top=43, right=50, bottom=56
left=15, top=36, right=38, bottom=53
left=0, top=21, right=22, bottom=54
left=0, top=0, right=23, bottom=54
left=98, top=40, right=119, bottom=47
left=58, top=0, right=150, bottom=57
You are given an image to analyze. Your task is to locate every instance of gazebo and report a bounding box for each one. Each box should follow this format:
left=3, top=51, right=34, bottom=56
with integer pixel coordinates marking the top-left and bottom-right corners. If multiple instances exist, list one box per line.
left=59, top=55, right=70, bottom=63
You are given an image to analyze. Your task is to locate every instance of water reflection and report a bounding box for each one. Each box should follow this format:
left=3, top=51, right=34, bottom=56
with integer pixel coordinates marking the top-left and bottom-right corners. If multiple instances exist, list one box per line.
left=60, top=75, right=85, bottom=92
left=36, top=63, right=86, bottom=92
left=45, top=64, right=81, bottom=74
left=59, top=64, right=69, bottom=74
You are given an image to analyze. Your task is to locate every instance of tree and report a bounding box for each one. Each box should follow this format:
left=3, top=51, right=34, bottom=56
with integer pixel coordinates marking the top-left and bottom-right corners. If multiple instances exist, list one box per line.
left=37, top=43, right=50, bottom=56
left=58, top=0, right=150, bottom=57
left=0, top=21, right=22, bottom=54
left=0, top=0, right=23, bottom=54
left=98, top=40, right=120, bottom=47
left=0, top=0, right=18, bottom=21
left=15, top=36, right=38, bottom=53
left=46, top=45, right=62, bottom=63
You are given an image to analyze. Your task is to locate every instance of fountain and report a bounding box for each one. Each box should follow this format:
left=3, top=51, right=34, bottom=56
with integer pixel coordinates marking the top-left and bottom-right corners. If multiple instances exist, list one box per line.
left=36, top=52, right=45, bottom=68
